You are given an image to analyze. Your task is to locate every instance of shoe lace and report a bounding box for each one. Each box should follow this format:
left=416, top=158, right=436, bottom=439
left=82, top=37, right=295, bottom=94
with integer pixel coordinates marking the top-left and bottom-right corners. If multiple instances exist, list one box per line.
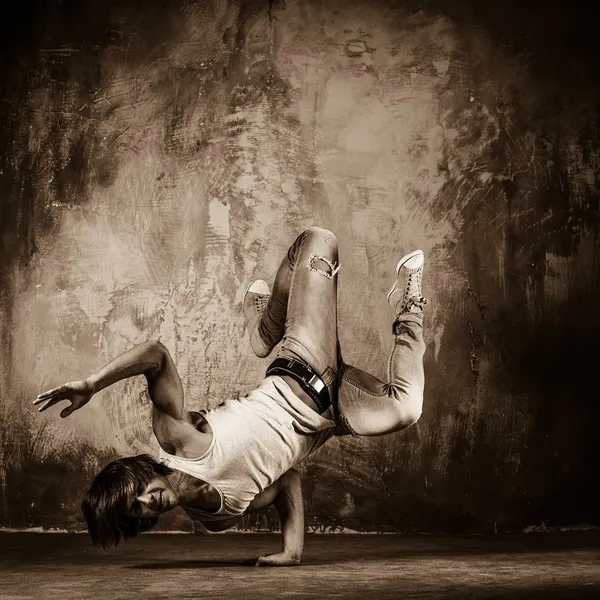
left=254, top=294, right=269, bottom=317
left=405, top=269, right=421, bottom=299
left=404, top=295, right=429, bottom=312
left=403, top=269, right=429, bottom=311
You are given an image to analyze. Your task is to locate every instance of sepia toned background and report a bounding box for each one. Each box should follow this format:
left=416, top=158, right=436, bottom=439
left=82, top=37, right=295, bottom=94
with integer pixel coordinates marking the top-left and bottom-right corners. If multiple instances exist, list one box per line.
left=1, top=0, right=598, bottom=534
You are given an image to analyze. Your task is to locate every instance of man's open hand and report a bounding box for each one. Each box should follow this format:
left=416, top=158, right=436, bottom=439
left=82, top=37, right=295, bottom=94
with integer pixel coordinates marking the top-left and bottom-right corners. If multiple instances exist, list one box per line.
left=255, top=552, right=301, bottom=567
left=33, top=380, right=95, bottom=418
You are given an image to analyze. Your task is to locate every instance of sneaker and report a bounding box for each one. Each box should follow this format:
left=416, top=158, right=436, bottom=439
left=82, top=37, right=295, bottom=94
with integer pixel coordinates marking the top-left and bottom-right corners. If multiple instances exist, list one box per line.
left=386, top=250, right=429, bottom=315
left=243, top=280, right=274, bottom=358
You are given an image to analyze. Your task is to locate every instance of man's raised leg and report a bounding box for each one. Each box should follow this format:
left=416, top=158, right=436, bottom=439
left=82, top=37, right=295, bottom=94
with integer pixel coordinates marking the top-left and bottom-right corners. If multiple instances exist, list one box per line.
left=244, top=226, right=341, bottom=409
left=335, top=251, right=428, bottom=436
left=277, top=227, right=341, bottom=409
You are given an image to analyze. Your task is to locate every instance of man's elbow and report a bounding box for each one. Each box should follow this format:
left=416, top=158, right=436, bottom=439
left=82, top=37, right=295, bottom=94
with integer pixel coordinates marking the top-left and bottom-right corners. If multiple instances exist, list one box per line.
left=281, top=469, right=301, bottom=488
left=144, top=340, right=168, bottom=374
left=268, top=470, right=301, bottom=506
left=148, top=339, right=168, bottom=354
left=276, top=470, right=303, bottom=506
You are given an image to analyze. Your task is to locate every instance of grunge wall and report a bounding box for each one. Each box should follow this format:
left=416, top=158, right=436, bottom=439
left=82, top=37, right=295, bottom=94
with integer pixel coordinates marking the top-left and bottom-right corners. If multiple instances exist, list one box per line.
left=1, top=0, right=598, bottom=532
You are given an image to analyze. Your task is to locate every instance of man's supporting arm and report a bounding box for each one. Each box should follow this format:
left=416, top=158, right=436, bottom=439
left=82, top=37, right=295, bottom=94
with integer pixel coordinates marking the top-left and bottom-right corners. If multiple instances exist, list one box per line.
left=248, top=469, right=305, bottom=566
left=199, top=470, right=304, bottom=566
left=203, top=469, right=304, bottom=567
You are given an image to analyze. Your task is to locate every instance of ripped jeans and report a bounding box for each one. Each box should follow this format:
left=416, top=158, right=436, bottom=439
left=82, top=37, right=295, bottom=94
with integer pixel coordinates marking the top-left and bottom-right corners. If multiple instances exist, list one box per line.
left=258, top=226, right=426, bottom=436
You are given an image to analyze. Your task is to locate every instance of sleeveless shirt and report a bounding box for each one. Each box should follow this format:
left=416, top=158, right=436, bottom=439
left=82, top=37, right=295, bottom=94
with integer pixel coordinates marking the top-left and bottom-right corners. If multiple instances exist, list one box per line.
left=157, top=375, right=335, bottom=522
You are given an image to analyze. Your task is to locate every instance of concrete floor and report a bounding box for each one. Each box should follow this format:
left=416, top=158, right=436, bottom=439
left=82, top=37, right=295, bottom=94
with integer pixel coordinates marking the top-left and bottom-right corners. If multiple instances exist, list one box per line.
left=1, top=533, right=600, bottom=599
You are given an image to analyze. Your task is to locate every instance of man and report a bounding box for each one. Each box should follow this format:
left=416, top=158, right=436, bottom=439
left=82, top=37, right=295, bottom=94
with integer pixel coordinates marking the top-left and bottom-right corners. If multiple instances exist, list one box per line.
left=34, top=226, right=428, bottom=566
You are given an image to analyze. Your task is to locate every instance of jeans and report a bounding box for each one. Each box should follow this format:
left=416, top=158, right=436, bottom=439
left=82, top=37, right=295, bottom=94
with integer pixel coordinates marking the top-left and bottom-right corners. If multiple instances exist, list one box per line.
left=258, top=226, right=426, bottom=436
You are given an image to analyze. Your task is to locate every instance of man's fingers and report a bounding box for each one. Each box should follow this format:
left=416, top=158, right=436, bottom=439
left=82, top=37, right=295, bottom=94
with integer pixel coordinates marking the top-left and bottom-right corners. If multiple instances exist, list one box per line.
left=34, top=386, right=64, bottom=403
left=33, top=393, right=58, bottom=406
left=36, top=398, right=58, bottom=412
left=33, top=395, right=53, bottom=405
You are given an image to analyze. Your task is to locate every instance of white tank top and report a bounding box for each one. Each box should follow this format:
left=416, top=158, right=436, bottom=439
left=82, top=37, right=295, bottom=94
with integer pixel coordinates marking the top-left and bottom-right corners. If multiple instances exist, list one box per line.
left=158, top=375, right=335, bottom=521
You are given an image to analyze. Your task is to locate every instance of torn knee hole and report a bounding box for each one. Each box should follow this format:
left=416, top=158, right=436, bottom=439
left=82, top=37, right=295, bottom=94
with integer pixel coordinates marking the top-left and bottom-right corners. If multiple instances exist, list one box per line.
left=307, top=254, right=341, bottom=279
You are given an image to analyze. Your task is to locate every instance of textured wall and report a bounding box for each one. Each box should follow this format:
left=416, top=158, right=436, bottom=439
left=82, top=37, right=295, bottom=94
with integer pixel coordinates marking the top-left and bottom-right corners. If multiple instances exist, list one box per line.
left=1, top=0, right=599, bottom=533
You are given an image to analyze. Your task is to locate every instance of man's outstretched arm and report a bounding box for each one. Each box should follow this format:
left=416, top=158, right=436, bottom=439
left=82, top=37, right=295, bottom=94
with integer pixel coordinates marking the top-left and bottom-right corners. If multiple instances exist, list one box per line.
left=34, top=340, right=185, bottom=420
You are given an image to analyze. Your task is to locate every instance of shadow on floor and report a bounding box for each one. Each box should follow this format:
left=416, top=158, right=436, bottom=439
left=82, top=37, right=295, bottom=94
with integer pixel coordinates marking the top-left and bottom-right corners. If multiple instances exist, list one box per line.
left=128, top=558, right=256, bottom=569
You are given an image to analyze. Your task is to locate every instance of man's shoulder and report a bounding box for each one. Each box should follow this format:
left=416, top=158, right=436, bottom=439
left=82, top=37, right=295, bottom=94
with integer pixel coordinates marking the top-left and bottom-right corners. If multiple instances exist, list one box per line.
left=153, top=409, right=213, bottom=455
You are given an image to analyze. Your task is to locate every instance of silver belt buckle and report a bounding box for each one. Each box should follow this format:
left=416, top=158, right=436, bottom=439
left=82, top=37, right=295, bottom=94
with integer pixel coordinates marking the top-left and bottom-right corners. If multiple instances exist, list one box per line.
left=283, top=358, right=325, bottom=395
left=307, top=374, right=325, bottom=394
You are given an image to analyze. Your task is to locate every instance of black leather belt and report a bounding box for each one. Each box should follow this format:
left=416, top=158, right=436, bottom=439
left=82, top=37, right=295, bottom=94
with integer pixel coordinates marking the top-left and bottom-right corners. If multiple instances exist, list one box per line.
left=266, top=357, right=331, bottom=414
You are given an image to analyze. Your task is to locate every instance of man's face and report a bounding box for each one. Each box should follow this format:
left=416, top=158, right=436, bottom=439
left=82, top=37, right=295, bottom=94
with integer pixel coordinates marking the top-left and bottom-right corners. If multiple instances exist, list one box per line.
left=121, top=476, right=177, bottom=518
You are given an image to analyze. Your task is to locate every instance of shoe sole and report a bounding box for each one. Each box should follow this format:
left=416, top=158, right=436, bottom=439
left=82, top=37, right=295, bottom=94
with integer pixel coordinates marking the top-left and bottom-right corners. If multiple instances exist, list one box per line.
left=386, top=249, right=424, bottom=302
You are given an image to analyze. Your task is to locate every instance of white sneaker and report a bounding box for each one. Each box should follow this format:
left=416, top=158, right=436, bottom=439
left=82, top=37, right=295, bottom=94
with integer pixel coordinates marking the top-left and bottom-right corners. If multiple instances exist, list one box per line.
left=386, top=250, right=429, bottom=315
left=243, top=280, right=274, bottom=358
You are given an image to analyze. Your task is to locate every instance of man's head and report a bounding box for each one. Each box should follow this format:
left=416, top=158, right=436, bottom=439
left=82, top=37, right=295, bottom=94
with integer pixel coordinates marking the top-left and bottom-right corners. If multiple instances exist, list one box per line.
left=81, top=454, right=178, bottom=548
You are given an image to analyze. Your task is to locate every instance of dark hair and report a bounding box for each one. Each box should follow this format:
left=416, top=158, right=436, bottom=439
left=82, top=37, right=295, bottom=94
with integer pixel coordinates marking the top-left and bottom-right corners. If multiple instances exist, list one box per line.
left=81, top=454, right=173, bottom=548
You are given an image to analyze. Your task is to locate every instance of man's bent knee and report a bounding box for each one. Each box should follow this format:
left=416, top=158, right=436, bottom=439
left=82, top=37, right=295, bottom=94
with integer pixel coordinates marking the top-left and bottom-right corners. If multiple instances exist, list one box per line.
left=297, top=227, right=340, bottom=278
left=289, top=227, right=338, bottom=268
left=304, top=226, right=337, bottom=246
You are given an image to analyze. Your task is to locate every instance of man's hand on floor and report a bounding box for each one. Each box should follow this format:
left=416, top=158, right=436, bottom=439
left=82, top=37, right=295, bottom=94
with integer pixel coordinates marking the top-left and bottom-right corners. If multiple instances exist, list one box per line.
left=255, top=551, right=301, bottom=567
